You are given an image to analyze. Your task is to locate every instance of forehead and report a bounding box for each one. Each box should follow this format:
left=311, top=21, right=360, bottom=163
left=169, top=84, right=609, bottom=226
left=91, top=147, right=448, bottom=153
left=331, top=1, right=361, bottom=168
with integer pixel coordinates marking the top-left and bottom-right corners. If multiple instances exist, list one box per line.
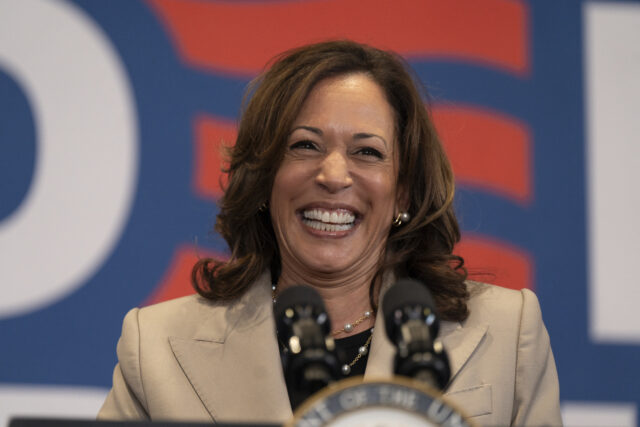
left=292, top=73, right=396, bottom=134
left=302, top=73, right=388, bottom=107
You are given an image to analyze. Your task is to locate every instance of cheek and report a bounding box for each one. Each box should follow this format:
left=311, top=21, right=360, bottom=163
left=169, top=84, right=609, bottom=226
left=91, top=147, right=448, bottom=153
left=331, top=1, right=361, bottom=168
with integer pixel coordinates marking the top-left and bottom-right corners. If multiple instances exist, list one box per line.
left=270, top=163, right=304, bottom=220
left=364, top=170, right=398, bottom=207
left=272, top=162, right=292, bottom=195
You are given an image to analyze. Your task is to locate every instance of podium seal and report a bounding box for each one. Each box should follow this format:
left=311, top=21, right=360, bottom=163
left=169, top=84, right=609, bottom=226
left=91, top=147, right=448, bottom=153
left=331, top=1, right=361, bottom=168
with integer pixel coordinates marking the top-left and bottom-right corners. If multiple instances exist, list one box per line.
left=288, top=376, right=474, bottom=427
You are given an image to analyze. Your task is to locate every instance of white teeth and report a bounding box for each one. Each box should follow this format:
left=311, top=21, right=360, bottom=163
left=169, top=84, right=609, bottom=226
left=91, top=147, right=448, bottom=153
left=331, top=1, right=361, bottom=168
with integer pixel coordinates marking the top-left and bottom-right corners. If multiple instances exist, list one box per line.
left=302, top=208, right=356, bottom=232
left=303, top=219, right=353, bottom=232
left=302, top=209, right=355, bottom=224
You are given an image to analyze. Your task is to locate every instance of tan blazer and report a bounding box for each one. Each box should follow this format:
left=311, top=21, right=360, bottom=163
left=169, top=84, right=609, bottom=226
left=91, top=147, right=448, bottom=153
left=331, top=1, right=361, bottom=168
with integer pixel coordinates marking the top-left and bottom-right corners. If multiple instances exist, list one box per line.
left=98, top=272, right=562, bottom=425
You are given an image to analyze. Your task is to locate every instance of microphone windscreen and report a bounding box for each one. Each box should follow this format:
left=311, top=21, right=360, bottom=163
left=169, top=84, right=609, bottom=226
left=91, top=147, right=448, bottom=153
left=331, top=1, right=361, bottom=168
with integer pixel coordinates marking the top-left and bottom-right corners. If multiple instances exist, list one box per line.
left=273, top=285, right=326, bottom=322
left=382, top=278, right=438, bottom=340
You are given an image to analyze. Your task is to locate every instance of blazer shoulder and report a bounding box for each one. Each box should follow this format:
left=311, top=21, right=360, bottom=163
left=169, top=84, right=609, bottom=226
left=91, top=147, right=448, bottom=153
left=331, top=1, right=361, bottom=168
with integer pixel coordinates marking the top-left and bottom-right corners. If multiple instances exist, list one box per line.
left=133, top=294, right=231, bottom=340
left=138, top=293, right=218, bottom=317
left=464, top=281, right=528, bottom=322
left=462, top=282, right=550, bottom=350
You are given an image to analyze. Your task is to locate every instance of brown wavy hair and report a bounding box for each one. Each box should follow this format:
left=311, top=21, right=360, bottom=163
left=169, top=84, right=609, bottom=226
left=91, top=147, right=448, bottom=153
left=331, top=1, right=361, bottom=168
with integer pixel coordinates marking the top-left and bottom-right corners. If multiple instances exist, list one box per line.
left=192, top=40, right=469, bottom=321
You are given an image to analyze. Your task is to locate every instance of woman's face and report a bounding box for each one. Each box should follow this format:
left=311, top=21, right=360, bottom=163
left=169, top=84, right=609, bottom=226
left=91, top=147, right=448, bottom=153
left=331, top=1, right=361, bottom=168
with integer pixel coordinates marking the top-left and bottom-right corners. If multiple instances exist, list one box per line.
left=270, top=73, right=402, bottom=279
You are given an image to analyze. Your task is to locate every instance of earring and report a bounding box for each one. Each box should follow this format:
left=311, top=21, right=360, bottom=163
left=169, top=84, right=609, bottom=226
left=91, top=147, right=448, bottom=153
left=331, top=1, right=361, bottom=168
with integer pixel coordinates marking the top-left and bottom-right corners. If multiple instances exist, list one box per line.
left=258, top=202, right=268, bottom=212
left=393, top=212, right=411, bottom=227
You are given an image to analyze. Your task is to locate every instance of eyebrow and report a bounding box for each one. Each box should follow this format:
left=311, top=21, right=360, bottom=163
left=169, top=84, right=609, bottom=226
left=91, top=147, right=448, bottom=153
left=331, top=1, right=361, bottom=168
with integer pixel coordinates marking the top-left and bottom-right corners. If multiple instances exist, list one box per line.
left=354, top=132, right=388, bottom=148
left=290, top=126, right=388, bottom=147
left=290, top=125, right=323, bottom=135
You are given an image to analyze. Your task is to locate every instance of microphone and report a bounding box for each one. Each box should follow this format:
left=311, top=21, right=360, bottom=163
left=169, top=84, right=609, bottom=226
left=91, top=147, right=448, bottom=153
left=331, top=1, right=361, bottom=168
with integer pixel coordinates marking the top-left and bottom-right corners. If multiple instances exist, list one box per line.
left=382, top=278, right=451, bottom=390
left=274, top=285, right=341, bottom=409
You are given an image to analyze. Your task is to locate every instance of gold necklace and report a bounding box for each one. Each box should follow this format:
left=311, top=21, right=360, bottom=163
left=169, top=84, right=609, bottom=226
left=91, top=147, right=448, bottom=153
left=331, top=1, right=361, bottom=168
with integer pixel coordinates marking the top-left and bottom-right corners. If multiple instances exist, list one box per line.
left=272, top=285, right=373, bottom=336
left=340, top=330, right=373, bottom=375
left=332, top=310, right=373, bottom=336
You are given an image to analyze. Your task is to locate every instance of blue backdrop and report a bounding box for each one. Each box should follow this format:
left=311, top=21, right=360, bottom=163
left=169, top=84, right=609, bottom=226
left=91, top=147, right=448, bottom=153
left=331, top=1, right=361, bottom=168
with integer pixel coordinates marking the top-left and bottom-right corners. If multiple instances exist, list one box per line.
left=1, top=0, right=638, bottom=424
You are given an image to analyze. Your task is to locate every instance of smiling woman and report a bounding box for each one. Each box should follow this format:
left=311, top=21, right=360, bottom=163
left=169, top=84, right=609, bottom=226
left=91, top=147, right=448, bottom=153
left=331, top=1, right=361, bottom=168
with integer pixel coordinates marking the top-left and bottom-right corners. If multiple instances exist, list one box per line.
left=192, top=41, right=469, bottom=324
left=271, top=74, right=400, bottom=324
left=98, top=40, right=561, bottom=426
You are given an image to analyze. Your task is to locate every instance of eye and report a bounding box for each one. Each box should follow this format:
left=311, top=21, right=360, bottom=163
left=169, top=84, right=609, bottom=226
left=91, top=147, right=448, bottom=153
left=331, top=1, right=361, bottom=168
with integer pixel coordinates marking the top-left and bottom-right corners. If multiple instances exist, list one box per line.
left=289, top=140, right=318, bottom=151
left=355, top=146, right=384, bottom=159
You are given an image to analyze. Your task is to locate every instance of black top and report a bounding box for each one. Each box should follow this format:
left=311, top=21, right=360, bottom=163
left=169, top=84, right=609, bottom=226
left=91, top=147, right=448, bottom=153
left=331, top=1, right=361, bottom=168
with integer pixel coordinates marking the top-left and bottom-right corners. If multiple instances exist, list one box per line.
left=333, top=328, right=373, bottom=377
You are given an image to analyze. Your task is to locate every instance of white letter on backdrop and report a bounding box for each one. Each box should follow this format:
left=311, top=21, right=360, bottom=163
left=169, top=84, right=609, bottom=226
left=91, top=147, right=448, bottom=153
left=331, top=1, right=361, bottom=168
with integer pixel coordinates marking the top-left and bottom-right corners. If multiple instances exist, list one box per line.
left=0, top=0, right=138, bottom=318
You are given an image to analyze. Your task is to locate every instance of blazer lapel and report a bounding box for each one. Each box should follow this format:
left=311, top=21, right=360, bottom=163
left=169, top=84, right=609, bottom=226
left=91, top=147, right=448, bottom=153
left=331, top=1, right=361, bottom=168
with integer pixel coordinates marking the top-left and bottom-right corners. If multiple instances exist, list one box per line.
left=169, top=273, right=292, bottom=423
left=440, top=321, right=488, bottom=384
left=364, top=288, right=488, bottom=388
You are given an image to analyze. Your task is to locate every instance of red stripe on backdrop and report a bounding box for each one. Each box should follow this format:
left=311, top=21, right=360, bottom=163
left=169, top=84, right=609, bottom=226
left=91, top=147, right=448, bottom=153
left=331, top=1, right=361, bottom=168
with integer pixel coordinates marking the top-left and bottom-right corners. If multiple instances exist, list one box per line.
left=194, top=114, right=235, bottom=198
left=456, top=234, right=533, bottom=290
left=148, top=0, right=528, bottom=75
left=433, top=106, right=532, bottom=204
left=143, top=245, right=229, bottom=306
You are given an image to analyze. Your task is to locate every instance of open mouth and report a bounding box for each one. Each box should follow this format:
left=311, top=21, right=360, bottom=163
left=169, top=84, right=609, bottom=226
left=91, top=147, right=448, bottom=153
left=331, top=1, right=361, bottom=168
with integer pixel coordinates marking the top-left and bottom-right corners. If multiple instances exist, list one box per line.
left=300, top=208, right=357, bottom=233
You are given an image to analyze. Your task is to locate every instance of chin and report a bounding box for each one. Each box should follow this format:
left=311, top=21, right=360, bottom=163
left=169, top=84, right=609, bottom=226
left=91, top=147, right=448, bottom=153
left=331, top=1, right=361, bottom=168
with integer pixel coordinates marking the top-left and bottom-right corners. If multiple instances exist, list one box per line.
left=305, top=257, right=355, bottom=275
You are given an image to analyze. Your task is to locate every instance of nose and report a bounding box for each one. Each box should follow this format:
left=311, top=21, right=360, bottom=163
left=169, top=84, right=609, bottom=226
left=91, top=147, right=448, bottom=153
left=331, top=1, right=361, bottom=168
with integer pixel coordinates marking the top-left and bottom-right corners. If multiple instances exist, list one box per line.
left=315, top=150, right=353, bottom=193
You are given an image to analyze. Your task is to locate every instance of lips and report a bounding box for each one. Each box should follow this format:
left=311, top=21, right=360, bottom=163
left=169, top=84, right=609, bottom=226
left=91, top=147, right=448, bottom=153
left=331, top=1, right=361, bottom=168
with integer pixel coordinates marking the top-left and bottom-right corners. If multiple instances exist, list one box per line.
left=300, top=208, right=357, bottom=233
